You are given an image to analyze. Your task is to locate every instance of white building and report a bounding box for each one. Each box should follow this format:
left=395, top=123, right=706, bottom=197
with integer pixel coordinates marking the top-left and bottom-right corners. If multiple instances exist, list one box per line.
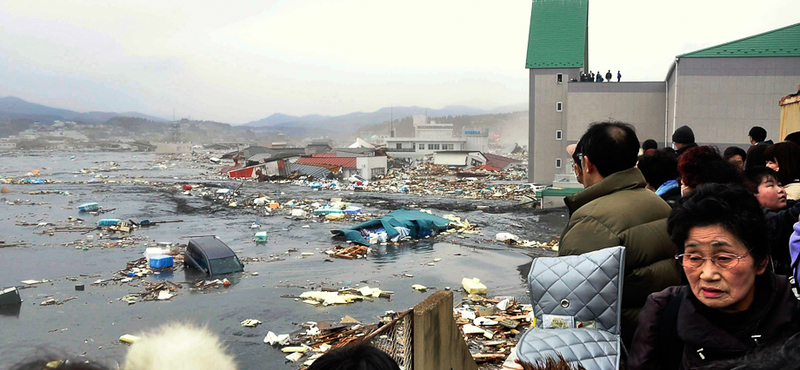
left=0, top=139, right=17, bottom=150
left=384, top=115, right=489, bottom=159
left=433, top=151, right=486, bottom=168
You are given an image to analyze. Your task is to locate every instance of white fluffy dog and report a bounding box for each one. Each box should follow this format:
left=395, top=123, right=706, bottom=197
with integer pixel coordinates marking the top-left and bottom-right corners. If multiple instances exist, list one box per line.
left=123, top=323, right=237, bottom=370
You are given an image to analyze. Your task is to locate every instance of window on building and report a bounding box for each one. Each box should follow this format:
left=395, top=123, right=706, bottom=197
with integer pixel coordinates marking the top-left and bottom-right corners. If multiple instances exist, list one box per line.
left=434, top=144, right=440, bottom=150
left=418, top=143, right=424, bottom=150
left=556, top=102, right=563, bottom=112
left=556, top=130, right=563, bottom=140
left=442, top=144, right=454, bottom=150
left=555, top=158, right=563, bottom=168
left=428, top=144, right=435, bottom=150
left=371, top=167, right=385, bottom=178
left=396, top=143, right=402, bottom=149
left=557, top=74, right=563, bottom=84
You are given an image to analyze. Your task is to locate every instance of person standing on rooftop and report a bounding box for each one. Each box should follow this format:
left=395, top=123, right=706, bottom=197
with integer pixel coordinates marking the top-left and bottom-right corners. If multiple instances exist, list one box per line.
left=605, top=70, right=612, bottom=82
left=617, top=71, right=622, bottom=82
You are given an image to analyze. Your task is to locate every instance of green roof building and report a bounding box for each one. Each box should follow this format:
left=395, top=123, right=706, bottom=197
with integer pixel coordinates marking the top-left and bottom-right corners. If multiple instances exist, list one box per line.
left=525, top=4, right=800, bottom=184
left=525, top=0, right=589, bottom=69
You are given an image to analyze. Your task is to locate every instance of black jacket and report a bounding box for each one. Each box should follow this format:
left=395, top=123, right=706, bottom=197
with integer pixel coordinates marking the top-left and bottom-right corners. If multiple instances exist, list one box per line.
left=676, top=142, right=698, bottom=158
left=629, top=272, right=800, bottom=370
left=765, top=200, right=800, bottom=275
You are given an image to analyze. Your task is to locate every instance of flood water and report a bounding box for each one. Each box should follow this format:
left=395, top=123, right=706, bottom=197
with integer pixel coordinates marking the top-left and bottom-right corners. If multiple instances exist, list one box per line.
left=0, top=151, right=566, bottom=369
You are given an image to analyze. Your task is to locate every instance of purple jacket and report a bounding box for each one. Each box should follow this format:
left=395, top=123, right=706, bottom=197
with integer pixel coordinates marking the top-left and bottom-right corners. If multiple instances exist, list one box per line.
left=791, top=222, right=800, bottom=281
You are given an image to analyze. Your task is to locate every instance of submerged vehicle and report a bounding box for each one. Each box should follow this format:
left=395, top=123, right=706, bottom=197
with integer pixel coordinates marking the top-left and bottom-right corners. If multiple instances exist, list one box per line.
left=184, top=236, right=244, bottom=275
left=0, top=287, right=22, bottom=306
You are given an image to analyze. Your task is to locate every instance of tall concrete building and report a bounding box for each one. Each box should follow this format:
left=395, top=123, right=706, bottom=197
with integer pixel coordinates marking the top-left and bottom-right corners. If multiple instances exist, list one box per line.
left=526, top=0, right=800, bottom=183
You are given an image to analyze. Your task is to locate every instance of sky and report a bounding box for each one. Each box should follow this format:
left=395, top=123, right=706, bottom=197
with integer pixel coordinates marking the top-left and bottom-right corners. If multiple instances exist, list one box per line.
left=0, top=0, right=797, bottom=124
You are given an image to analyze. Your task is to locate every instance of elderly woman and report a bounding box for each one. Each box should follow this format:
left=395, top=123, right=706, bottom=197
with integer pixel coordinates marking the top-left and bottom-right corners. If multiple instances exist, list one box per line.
left=628, top=183, right=800, bottom=370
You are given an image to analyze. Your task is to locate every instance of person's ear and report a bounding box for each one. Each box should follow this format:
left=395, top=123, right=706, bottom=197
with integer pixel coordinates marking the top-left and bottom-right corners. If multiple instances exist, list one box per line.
left=583, top=155, right=596, bottom=174
left=756, top=256, right=769, bottom=275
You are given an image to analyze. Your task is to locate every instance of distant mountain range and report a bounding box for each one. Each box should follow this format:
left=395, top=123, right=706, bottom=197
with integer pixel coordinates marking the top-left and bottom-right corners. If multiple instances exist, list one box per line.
left=0, top=96, right=528, bottom=135
left=244, top=103, right=527, bottom=130
left=0, top=96, right=167, bottom=123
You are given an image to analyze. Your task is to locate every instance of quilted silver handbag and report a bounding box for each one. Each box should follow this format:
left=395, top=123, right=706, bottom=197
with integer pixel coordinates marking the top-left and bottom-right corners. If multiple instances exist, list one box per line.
left=516, top=246, right=625, bottom=370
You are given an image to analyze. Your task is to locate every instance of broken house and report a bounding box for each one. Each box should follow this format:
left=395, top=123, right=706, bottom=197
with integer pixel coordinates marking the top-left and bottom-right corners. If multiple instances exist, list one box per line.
left=295, top=153, right=388, bottom=180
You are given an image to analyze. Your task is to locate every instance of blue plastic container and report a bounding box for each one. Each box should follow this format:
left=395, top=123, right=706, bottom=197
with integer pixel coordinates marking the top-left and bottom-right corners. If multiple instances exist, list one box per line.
left=78, top=202, right=100, bottom=212
left=149, top=255, right=174, bottom=269
left=97, top=219, right=122, bottom=226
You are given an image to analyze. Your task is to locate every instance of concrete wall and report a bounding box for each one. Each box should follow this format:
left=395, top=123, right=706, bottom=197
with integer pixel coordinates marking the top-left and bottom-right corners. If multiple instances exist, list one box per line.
left=464, top=135, right=489, bottom=152
left=529, top=68, right=581, bottom=183
left=566, top=82, right=667, bottom=143
left=413, top=291, right=478, bottom=370
left=675, top=57, right=800, bottom=145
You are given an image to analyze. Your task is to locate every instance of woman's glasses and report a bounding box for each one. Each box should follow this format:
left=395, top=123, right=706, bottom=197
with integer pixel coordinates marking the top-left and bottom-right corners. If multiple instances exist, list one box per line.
left=674, top=250, right=751, bottom=269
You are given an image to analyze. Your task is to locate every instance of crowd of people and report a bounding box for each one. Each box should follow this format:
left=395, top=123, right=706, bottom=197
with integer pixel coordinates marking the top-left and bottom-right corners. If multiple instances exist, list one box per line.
left=579, top=70, right=622, bottom=82
left=562, top=122, right=800, bottom=369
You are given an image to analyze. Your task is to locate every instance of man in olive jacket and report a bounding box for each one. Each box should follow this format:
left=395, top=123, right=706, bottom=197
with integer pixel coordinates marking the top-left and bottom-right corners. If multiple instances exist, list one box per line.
left=559, top=122, right=681, bottom=349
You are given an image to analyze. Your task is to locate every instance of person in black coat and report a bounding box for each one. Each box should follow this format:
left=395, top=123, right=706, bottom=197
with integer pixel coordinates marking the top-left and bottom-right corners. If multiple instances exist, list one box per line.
left=605, top=70, right=612, bottom=82
left=672, top=125, right=697, bottom=158
left=629, top=184, right=800, bottom=370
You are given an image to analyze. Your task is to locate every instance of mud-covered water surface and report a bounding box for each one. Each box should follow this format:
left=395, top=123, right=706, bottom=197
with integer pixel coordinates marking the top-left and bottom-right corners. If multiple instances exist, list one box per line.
left=0, top=151, right=567, bottom=370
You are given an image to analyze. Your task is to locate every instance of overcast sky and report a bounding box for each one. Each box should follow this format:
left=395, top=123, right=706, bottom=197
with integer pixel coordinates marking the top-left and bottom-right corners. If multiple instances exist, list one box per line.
left=1, top=0, right=797, bottom=124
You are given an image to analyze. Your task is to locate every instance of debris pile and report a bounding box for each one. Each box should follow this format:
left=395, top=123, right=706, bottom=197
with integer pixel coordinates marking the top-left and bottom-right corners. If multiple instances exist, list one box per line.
left=496, top=233, right=559, bottom=251
left=263, top=310, right=406, bottom=366
left=293, top=286, right=392, bottom=306
left=455, top=296, right=533, bottom=366
left=323, top=245, right=370, bottom=259
left=139, top=280, right=182, bottom=301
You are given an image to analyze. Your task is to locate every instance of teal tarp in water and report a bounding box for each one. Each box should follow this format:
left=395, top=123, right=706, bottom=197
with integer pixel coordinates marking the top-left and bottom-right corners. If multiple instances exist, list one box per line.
left=330, top=209, right=451, bottom=246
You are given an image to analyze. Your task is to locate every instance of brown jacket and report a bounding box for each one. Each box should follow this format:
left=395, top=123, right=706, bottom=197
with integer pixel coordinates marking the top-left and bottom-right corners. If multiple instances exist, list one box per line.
left=559, top=168, right=681, bottom=346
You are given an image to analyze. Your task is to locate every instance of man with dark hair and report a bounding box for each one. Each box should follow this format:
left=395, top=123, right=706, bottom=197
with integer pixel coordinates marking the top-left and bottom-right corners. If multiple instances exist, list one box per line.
left=723, top=146, right=747, bottom=169
left=637, top=150, right=680, bottom=206
left=306, top=344, right=400, bottom=370
left=671, top=125, right=697, bottom=158
left=785, top=131, right=800, bottom=146
left=605, top=70, right=612, bottom=82
left=641, top=139, right=658, bottom=153
left=559, top=121, right=681, bottom=348
left=748, top=126, right=773, bottom=145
